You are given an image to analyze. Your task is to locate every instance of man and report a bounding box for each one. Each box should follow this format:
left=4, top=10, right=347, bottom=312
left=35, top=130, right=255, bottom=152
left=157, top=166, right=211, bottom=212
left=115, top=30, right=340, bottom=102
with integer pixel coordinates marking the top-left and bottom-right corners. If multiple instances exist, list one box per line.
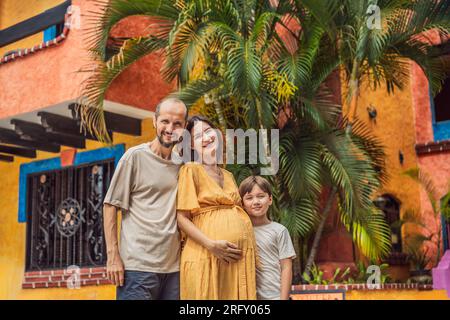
left=103, top=97, right=188, bottom=300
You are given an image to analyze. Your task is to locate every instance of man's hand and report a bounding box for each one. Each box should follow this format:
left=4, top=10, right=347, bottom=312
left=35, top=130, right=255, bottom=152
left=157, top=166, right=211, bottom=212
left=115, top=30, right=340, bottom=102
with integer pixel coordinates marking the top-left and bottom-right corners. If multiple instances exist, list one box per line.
left=207, top=240, right=243, bottom=263
left=107, top=252, right=125, bottom=286
left=103, top=204, right=124, bottom=286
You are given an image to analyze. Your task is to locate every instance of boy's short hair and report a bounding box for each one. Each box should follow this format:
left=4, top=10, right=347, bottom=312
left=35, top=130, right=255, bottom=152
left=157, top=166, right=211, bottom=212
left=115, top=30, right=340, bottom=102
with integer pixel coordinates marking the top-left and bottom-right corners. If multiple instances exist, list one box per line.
left=239, top=176, right=272, bottom=199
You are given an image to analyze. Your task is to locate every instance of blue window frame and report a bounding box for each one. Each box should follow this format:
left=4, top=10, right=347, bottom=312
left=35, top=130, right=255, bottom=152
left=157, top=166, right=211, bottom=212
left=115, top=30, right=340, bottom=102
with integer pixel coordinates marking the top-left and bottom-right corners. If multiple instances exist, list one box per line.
left=43, top=23, right=64, bottom=42
left=18, top=144, right=125, bottom=222
left=431, top=78, right=450, bottom=141
left=43, top=26, right=57, bottom=42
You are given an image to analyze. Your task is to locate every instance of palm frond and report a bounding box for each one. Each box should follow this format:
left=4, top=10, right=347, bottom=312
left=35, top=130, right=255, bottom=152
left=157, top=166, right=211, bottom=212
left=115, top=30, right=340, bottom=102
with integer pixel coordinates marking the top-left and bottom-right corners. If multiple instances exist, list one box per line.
left=85, top=0, right=179, bottom=60
left=347, top=118, right=389, bottom=185
left=79, top=36, right=166, bottom=142
left=341, top=206, right=392, bottom=260
left=399, top=209, right=428, bottom=229
left=279, top=132, right=323, bottom=200
left=403, top=167, right=439, bottom=214
left=170, top=79, right=221, bottom=107
left=279, top=199, right=320, bottom=237
left=227, top=38, right=262, bottom=95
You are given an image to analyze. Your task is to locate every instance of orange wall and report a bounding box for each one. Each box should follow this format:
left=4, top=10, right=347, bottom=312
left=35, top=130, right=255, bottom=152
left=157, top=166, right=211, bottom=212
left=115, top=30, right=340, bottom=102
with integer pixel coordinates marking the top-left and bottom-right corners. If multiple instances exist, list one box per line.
left=341, top=68, right=422, bottom=253
left=347, top=289, right=449, bottom=300
left=348, top=71, right=421, bottom=213
left=0, top=0, right=175, bottom=119
left=412, top=46, right=450, bottom=261
left=338, top=46, right=449, bottom=266
left=106, top=16, right=177, bottom=110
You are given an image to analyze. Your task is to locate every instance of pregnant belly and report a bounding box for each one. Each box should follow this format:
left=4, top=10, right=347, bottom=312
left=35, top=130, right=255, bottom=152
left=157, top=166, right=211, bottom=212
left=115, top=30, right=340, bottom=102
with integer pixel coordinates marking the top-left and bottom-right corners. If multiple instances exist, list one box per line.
left=191, top=207, right=252, bottom=248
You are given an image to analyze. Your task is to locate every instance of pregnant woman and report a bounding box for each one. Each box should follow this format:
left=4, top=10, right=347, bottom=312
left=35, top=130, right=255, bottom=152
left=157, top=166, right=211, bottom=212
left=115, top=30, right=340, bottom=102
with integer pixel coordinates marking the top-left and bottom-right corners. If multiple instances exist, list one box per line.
left=176, top=115, right=257, bottom=300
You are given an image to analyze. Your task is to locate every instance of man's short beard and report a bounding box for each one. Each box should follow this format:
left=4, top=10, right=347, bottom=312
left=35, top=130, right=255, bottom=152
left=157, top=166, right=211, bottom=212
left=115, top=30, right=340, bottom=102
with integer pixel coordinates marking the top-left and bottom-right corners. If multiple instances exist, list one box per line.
left=157, top=132, right=177, bottom=148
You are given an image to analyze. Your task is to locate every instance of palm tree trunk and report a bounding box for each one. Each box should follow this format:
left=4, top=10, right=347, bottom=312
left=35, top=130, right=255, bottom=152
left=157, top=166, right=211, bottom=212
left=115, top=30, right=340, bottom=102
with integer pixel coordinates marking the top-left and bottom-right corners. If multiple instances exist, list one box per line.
left=436, top=218, right=442, bottom=267
left=255, top=98, right=271, bottom=167
left=298, top=236, right=303, bottom=276
left=302, top=58, right=362, bottom=280
left=347, top=58, right=360, bottom=126
left=303, top=186, right=338, bottom=280
left=302, top=58, right=361, bottom=281
left=209, top=91, right=227, bottom=130
left=213, top=100, right=227, bottom=130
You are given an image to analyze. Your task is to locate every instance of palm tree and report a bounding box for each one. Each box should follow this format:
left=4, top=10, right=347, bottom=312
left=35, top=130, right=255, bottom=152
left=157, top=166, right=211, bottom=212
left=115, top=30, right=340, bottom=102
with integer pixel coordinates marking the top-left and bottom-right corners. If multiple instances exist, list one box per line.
left=80, top=0, right=394, bottom=279
left=294, top=0, right=450, bottom=278
left=300, top=0, right=450, bottom=123
left=79, top=0, right=292, bottom=137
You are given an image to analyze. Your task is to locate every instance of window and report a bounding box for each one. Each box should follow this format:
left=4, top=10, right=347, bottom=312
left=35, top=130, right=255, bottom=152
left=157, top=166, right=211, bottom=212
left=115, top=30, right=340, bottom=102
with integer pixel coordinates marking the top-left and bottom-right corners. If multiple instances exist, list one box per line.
left=25, top=159, right=115, bottom=271
left=434, top=77, right=450, bottom=122
left=43, top=23, right=65, bottom=42
left=432, top=77, right=450, bottom=141
left=374, top=194, right=402, bottom=253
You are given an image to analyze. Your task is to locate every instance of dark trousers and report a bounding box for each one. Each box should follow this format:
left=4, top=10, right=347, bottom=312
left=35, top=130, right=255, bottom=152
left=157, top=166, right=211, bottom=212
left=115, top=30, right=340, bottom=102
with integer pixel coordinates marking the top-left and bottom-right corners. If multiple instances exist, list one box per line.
left=116, top=270, right=180, bottom=300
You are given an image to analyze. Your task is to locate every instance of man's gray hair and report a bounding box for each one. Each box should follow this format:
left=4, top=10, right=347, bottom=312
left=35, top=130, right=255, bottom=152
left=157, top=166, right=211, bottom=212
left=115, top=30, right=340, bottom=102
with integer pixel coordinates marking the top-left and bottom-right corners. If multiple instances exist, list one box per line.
left=155, top=97, right=188, bottom=120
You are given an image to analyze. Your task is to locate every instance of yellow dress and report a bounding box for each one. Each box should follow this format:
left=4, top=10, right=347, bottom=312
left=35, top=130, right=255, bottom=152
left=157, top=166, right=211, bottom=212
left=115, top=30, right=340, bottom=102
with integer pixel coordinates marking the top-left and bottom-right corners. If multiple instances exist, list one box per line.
left=177, top=162, right=257, bottom=300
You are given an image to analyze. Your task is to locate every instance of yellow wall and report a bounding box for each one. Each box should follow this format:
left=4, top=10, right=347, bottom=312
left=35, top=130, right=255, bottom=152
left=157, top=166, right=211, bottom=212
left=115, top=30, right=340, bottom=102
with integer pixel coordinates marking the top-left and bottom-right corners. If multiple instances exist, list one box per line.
left=341, top=70, right=422, bottom=250
left=0, top=0, right=66, bottom=57
left=347, top=289, right=449, bottom=300
left=0, top=119, right=155, bottom=300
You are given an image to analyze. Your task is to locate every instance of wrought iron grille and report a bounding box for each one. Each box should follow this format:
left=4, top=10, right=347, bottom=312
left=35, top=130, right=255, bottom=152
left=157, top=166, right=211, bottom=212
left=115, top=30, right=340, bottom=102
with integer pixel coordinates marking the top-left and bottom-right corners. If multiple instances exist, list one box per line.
left=25, top=159, right=115, bottom=271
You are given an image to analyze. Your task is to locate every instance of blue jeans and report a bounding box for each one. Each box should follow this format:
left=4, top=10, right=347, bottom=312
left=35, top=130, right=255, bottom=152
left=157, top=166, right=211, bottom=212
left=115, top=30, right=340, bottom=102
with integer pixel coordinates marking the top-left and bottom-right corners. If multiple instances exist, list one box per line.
left=116, top=270, right=180, bottom=300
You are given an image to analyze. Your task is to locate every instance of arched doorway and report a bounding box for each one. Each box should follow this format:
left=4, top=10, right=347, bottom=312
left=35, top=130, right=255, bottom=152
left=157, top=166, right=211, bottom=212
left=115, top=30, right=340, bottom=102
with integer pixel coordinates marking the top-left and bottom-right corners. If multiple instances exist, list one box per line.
left=373, top=194, right=402, bottom=253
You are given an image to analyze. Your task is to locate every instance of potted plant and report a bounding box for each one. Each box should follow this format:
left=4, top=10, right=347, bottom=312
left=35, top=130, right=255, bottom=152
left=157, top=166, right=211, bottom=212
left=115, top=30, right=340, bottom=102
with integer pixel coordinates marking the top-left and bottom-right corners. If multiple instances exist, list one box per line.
left=302, top=264, right=351, bottom=285
left=405, top=236, right=432, bottom=284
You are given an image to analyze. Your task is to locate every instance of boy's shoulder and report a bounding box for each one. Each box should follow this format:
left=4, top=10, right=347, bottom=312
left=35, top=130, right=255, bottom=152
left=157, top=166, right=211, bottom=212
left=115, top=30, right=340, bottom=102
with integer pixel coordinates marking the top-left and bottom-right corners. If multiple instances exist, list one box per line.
left=256, top=221, right=289, bottom=238
left=268, top=221, right=288, bottom=233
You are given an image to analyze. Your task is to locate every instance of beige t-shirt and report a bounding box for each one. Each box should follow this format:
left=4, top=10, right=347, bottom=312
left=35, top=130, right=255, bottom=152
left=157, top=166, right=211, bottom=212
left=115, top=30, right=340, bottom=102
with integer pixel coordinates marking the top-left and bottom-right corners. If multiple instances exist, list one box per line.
left=254, top=222, right=296, bottom=300
left=103, top=143, right=181, bottom=273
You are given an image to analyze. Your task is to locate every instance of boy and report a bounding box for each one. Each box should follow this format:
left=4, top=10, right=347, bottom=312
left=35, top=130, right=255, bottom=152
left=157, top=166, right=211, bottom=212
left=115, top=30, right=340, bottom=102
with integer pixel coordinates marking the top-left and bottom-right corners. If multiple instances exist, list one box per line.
left=239, top=176, right=296, bottom=300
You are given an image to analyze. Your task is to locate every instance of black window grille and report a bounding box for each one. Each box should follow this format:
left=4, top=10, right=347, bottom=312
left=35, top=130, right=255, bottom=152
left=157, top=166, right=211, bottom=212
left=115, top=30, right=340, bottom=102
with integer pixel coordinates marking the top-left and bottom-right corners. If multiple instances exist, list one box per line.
left=25, top=159, right=115, bottom=271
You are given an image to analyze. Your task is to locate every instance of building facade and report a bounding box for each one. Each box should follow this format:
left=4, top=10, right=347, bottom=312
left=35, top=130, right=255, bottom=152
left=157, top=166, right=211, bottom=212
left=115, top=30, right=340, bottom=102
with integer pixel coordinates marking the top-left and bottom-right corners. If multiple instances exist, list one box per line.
left=0, top=0, right=174, bottom=299
left=0, top=0, right=448, bottom=299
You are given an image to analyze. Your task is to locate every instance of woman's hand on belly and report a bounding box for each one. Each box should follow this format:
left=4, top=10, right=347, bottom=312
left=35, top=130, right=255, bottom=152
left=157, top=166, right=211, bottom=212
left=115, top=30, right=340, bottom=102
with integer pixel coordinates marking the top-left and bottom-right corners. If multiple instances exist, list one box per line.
left=206, top=239, right=243, bottom=263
